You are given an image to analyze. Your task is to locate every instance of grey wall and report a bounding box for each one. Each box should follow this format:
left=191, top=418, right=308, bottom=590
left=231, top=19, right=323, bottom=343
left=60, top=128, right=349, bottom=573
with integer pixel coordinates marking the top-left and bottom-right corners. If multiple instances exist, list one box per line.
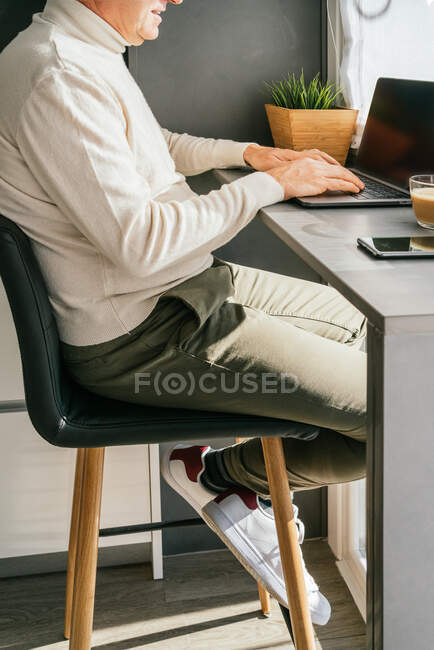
left=0, top=0, right=45, bottom=52
left=130, top=0, right=328, bottom=555
left=132, top=0, right=323, bottom=145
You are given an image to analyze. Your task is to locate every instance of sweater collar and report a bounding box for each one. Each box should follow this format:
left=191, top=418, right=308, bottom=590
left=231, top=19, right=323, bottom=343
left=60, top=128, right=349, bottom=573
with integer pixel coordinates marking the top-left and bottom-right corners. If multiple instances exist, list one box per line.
left=41, top=0, right=130, bottom=54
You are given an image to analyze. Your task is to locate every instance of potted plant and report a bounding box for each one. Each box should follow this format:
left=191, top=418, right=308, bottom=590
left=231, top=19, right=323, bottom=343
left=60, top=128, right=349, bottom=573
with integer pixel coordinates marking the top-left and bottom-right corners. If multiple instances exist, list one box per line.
left=264, top=71, right=358, bottom=165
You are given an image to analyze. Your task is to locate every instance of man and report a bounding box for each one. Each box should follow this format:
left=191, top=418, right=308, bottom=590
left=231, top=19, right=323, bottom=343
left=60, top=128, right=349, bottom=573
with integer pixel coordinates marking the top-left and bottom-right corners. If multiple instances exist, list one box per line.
left=0, top=0, right=367, bottom=625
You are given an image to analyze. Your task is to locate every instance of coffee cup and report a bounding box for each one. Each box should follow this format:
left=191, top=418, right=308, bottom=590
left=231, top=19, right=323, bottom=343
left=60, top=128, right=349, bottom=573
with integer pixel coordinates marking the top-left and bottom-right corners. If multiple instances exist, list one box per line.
left=410, top=175, right=434, bottom=229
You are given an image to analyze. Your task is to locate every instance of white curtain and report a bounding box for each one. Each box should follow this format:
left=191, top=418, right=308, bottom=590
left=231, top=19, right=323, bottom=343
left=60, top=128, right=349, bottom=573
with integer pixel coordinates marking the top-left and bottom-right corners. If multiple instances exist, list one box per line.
left=339, top=0, right=434, bottom=146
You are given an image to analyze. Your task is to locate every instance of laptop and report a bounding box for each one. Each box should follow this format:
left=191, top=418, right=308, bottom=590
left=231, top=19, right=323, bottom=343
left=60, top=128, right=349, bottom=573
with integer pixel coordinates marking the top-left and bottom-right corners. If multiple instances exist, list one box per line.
left=295, top=77, right=434, bottom=208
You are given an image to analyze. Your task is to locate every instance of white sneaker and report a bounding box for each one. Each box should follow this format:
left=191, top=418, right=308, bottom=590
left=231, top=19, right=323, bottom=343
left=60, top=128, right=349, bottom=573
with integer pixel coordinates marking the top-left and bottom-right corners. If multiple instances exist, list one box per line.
left=202, top=487, right=331, bottom=626
left=160, top=443, right=216, bottom=513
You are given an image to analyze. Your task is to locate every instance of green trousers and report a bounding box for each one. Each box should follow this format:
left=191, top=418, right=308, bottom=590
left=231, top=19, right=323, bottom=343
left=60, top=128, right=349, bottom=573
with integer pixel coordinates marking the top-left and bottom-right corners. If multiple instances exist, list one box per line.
left=61, top=258, right=367, bottom=495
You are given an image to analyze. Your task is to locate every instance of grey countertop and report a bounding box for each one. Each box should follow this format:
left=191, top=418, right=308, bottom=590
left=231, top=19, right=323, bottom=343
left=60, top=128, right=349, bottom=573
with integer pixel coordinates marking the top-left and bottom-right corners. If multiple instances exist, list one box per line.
left=214, top=169, right=434, bottom=334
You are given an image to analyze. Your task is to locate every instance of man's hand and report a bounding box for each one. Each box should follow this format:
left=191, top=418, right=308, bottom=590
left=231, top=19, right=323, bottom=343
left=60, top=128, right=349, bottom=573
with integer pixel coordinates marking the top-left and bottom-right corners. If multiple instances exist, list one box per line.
left=265, top=159, right=365, bottom=200
left=243, top=143, right=340, bottom=171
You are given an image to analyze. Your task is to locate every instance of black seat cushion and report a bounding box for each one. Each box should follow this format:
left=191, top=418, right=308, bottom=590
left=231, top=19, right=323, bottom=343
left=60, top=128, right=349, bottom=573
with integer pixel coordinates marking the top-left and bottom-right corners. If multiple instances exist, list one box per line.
left=0, top=214, right=319, bottom=448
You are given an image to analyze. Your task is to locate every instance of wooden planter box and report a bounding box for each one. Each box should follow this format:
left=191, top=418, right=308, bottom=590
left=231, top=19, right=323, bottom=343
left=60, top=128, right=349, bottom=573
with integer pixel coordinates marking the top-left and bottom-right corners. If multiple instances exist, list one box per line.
left=265, top=104, right=359, bottom=166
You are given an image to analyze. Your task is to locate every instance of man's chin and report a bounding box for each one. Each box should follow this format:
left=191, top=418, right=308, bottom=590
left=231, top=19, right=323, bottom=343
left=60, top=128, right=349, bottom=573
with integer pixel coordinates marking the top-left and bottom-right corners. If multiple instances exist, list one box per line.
left=136, top=27, right=160, bottom=43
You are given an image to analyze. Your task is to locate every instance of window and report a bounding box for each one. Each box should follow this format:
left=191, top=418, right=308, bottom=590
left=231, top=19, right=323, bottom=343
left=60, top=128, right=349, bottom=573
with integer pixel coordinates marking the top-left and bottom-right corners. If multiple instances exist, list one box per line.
left=328, top=0, right=434, bottom=144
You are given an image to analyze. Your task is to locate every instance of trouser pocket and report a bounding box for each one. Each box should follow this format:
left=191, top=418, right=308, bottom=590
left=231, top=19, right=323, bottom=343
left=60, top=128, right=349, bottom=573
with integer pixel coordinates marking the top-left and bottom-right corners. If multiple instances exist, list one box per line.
left=160, top=257, right=235, bottom=350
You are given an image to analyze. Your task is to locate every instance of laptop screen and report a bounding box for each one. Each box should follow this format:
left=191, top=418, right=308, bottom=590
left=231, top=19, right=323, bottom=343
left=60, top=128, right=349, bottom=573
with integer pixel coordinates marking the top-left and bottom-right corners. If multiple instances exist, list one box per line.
left=356, top=78, right=434, bottom=191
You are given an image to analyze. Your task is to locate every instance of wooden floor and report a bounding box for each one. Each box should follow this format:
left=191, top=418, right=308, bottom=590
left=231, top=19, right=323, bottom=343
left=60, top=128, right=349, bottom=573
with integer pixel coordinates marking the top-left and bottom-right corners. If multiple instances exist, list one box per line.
left=0, top=540, right=366, bottom=649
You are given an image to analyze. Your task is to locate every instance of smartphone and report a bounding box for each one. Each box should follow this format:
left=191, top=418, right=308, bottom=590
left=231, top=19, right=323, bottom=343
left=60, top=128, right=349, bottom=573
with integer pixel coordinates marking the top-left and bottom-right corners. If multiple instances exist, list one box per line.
left=357, top=236, right=434, bottom=258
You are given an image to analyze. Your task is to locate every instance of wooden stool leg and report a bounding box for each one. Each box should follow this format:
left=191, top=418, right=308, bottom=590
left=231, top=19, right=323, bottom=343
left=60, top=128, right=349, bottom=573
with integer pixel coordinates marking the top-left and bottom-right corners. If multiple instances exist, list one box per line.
left=261, top=437, right=315, bottom=650
left=69, top=447, right=105, bottom=650
left=258, top=583, right=271, bottom=617
left=235, top=436, right=271, bottom=617
left=64, top=448, right=85, bottom=639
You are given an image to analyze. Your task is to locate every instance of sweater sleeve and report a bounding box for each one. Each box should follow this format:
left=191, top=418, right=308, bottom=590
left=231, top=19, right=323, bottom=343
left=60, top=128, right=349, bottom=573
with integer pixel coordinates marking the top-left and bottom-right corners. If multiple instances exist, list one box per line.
left=161, top=127, right=257, bottom=176
left=16, top=70, right=284, bottom=279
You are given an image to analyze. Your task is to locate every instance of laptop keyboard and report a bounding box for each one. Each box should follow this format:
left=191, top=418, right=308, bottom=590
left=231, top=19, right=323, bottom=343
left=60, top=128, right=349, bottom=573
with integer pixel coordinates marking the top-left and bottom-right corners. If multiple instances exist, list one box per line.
left=352, top=175, right=408, bottom=200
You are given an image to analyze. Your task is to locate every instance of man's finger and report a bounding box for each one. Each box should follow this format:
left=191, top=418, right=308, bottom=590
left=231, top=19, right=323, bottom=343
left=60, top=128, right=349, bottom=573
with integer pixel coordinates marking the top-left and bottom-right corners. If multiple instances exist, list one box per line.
left=319, top=151, right=341, bottom=166
left=326, top=179, right=361, bottom=193
left=275, top=149, right=294, bottom=162
left=308, top=154, right=326, bottom=163
left=325, top=165, right=365, bottom=189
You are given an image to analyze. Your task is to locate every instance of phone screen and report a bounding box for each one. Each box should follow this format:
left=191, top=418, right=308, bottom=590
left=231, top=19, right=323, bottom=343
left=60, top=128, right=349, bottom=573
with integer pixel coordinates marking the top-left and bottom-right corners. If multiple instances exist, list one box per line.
left=358, top=236, right=434, bottom=257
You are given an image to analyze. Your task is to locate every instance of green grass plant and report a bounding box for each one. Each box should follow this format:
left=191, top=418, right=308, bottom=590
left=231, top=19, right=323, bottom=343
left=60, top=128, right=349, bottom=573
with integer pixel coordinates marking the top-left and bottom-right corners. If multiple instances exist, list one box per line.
left=264, top=70, right=344, bottom=110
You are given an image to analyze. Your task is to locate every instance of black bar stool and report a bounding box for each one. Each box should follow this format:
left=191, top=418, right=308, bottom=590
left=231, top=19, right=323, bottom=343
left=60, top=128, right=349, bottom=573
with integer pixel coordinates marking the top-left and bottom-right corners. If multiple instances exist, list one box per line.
left=0, top=214, right=319, bottom=649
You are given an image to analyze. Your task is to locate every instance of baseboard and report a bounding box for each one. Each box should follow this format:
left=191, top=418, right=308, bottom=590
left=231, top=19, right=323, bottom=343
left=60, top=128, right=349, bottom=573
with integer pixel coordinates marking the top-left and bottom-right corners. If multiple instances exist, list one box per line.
left=0, top=542, right=152, bottom=578
left=336, top=555, right=367, bottom=622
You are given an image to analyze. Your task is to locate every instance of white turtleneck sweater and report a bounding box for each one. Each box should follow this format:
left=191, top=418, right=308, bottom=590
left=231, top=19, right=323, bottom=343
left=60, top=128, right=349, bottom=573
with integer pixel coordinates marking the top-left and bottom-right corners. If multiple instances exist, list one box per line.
left=0, top=0, right=284, bottom=346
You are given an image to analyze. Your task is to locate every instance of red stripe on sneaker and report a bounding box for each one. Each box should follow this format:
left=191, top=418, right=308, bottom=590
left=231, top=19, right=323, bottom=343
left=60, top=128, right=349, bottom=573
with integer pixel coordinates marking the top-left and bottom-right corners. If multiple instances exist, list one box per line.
left=170, top=446, right=208, bottom=483
left=215, top=487, right=258, bottom=510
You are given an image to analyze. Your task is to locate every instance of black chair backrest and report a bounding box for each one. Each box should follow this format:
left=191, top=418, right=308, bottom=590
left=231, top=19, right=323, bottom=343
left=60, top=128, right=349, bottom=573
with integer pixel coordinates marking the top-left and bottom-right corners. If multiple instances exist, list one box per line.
left=0, top=214, right=75, bottom=442
left=0, top=214, right=175, bottom=448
